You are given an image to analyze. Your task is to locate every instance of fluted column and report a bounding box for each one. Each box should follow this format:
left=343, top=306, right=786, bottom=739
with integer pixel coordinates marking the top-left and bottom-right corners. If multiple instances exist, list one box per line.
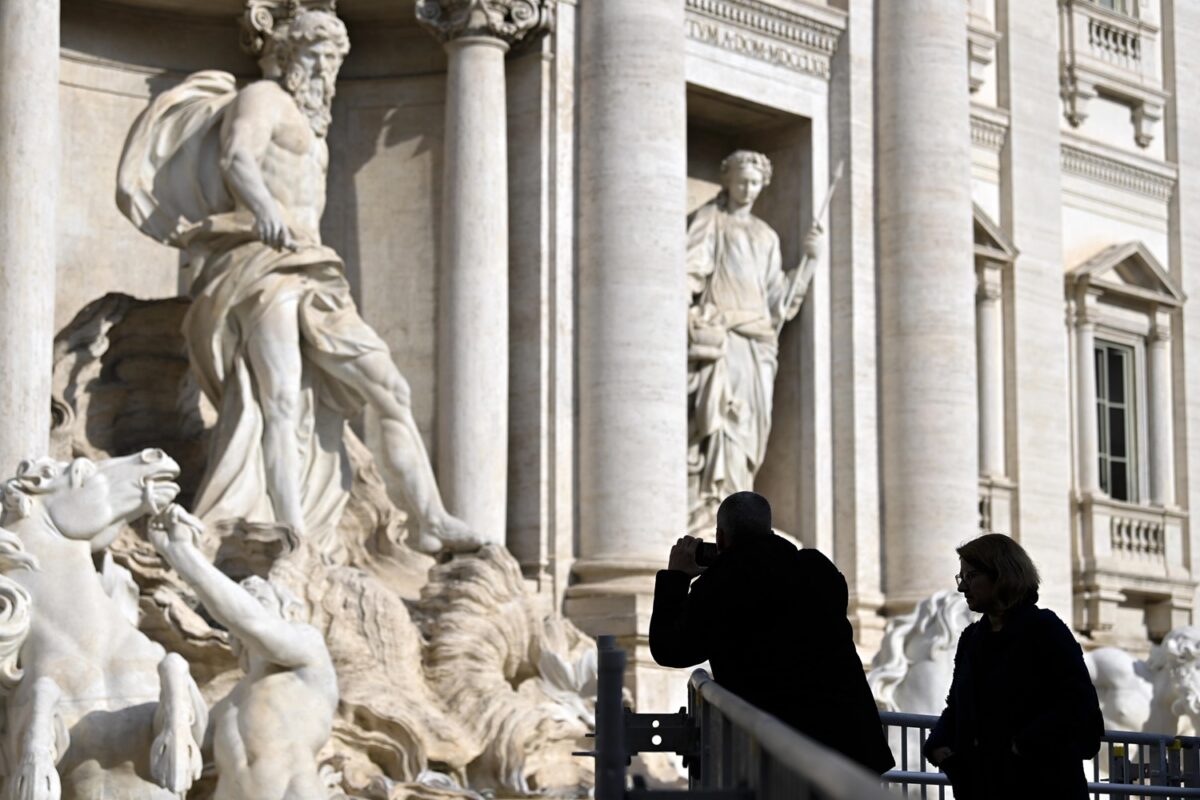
left=0, top=0, right=59, bottom=474
left=1148, top=312, right=1175, bottom=506
left=976, top=263, right=1005, bottom=478
left=877, top=0, right=976, bottom=611
left=1075, top=291, right=1100, bottom=495
left=565, top=0, right=686, bottom=711
left=569, top=0, right=687, bottom=591
left=417, top=0, right=551, bottom=542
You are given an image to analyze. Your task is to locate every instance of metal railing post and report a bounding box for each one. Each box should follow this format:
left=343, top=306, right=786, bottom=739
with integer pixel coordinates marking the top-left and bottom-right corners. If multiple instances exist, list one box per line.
left=595, top=634, right=628, bottom=800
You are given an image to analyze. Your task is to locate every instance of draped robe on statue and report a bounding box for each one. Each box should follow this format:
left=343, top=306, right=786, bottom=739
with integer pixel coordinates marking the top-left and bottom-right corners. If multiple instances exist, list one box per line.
left=117, top=71, right=385, bottom=552
left=687, top=198, right=792, bottom=527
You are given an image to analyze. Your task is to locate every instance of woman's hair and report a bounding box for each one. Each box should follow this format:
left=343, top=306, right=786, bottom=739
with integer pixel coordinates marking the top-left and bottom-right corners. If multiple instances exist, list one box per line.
left=719, top=150, right=773, bottom=186
left=956, top=533, right=1040, bottom=609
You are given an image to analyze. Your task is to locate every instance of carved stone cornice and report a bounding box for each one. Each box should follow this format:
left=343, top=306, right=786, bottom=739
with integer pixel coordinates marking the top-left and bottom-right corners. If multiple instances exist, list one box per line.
left=416, top=0, right=553, bottom=46
left=684, top=0, right=844, bottom=81
left=970, top=109, right=1008, bottom=153
left=1061, top=135, right=1176, bottom=202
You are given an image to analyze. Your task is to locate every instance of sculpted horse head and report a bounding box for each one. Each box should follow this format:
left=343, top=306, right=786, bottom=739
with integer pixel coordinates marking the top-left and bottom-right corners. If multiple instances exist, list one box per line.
left=0, top=450, right=206, bottom=800
left=1, top=449, right=181, bottom=550
left=868, top=590, right=976, bottom=714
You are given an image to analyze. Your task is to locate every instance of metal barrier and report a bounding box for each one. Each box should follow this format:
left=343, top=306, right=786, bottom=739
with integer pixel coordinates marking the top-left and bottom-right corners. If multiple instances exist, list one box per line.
left=879, top=710, right=1200, bottom=799
left=583, top=635, right=894, bottom=800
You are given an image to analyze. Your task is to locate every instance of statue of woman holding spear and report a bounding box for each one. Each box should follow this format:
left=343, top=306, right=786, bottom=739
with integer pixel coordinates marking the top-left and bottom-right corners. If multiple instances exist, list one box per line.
left=686, top=150, right=841, bottom=531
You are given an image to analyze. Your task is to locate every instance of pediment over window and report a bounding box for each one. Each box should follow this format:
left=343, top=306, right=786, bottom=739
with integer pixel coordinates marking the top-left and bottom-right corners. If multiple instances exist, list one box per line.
left=973, top=204, right=1017, bottom=263
left=1068, top=241, right=1185, bottom=309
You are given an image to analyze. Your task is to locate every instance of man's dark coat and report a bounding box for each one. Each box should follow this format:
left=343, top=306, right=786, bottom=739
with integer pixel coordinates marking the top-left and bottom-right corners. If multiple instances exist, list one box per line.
left=924, top=601, right=1103, bottom=800
left=649, top=532, right=895, bottom=774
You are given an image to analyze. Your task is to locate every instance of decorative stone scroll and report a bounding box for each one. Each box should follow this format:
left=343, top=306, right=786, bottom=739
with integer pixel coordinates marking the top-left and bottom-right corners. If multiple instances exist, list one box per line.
left=415, top=0, right=553, bottom=45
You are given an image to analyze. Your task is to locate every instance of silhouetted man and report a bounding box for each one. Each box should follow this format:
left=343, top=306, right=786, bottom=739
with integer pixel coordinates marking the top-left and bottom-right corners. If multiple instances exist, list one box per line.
left=650, top=491, right=894, bottom=774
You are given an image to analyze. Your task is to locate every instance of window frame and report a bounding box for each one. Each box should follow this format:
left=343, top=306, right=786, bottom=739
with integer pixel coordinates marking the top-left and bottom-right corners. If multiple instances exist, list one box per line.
left=1094, top=338, right=1137, bottom=502
left=1090, top=320, right=1149, bottom=504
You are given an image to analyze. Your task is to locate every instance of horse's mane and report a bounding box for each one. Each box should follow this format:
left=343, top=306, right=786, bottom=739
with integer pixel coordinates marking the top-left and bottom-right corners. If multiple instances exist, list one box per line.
left=0, top=529, right=34, bottom=694
left=0, top=460, right=54, bottom=695
left=867, top=590, right=972, bottom=711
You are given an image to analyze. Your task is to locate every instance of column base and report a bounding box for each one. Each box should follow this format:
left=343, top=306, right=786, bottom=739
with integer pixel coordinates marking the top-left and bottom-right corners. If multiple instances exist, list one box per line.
left=565, top=579, right=692, bottom=715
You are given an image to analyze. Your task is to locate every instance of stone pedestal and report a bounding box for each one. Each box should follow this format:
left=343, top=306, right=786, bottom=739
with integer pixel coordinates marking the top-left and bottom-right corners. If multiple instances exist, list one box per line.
left=416, top=0, right=552, bottom=542
left=0, top=0, right=59, bottom=474
left=876, top=0, right=976, bottom=611
left=566, top=0, right=687, bottom=708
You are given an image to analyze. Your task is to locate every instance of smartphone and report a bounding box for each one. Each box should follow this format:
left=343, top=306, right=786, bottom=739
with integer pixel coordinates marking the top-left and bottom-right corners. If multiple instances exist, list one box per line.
left=695, top=542, right=719, bottom=567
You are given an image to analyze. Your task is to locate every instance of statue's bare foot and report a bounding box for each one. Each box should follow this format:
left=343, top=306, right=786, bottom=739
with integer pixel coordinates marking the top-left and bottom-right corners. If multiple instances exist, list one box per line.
left=415, top=512, right=483, bottom=555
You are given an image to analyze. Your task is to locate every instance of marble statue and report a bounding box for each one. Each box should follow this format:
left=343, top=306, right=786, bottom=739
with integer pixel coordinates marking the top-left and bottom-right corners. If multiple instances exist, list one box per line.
left=51, top=291, right=601, bottom=798
left=116, top=4, right=477, bottom=556
left=1086, top=627, right=1200, bottom=736
left=867, top=590, right=976, bottom=716
left=0, top=451, right=208, bottom=800
left=867, top=590, right=975, bottom=777
left=687, top=150, right=822, bottom=531
left=148, top=503, right=337, bottom=800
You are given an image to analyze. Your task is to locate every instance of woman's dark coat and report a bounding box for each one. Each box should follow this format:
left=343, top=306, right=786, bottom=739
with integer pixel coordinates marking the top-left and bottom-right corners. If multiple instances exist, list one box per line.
left=649, top=532, right=895, bottom=775
left=924, top=601, right=1103, bottom=800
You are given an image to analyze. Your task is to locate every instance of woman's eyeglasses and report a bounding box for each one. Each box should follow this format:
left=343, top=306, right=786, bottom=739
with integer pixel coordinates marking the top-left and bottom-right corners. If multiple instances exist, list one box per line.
left=954, top=570, right=984, bottom=588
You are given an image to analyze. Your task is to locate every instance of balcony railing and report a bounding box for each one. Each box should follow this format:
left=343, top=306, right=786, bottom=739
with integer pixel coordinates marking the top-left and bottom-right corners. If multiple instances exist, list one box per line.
left=1075, top=494, right=1192, bottom=646
left=1059, top=0, right=1168, bottom=147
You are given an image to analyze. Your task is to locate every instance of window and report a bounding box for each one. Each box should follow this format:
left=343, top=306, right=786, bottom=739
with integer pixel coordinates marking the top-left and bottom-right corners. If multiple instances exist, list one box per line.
left=1092, top=0, right=1132, bottom=15
left=1095, top=340, right=1136, bottom=501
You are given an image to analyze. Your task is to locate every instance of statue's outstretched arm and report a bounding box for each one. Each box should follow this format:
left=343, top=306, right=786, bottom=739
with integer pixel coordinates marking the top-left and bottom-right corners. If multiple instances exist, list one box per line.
left=148, top=507, right=316, bottom=670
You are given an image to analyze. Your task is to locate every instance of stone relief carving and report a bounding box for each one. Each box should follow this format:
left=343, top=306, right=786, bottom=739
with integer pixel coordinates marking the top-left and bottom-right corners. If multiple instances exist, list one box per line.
left=0, top=451, right=208, bottom=800
left=49, top=294, right=596, bottom=796
left=415, top=0, right=553, bottom=44
left=687, top=150, right=822, bottom=532
left=684, top=0, right=842, bottom=80
left=116, top=5, right=476, bottom=556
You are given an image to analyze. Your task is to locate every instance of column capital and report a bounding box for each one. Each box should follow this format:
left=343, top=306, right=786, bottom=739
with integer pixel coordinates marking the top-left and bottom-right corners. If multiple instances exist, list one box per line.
left=416, top=0, right=553, bottom=46
left=1151, top=319, right=1172, bottom=344
left=976, top=261, right=1003, bottom=301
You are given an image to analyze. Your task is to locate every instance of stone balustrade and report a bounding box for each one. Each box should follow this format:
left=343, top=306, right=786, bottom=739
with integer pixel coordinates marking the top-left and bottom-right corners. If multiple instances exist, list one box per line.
left=1058, top=0, right=1167, bottom=146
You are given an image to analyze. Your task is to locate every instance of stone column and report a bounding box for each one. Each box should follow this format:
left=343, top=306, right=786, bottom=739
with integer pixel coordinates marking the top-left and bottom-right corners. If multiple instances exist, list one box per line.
left=566, top=0, right=687, bottom=711
left=996, top=0, right=1073, bottom=616
left=976, top=263, right=1005, bottom=479
left=416, top=0, right=551, bottom=542
left=1148, top=312, right=1176, bottom=506
left=877, top=0, right=976, bottom=611
left=0, top=0, right=59, bottom=475
left=1074, top=292, right=1100, bottom=495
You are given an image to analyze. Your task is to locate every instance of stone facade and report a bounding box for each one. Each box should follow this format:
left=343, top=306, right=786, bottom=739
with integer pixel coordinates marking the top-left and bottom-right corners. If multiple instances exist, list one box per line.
left=2, top=0, right=1199, bottom=745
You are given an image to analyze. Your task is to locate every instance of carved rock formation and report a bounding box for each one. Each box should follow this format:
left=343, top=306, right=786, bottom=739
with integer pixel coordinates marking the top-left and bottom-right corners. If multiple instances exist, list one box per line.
left=51, top=292, right=595, bottom=798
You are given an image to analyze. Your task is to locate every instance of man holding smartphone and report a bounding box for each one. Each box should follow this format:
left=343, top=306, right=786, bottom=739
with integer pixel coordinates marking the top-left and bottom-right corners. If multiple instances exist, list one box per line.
left=649, top=491, right=894, bottom=775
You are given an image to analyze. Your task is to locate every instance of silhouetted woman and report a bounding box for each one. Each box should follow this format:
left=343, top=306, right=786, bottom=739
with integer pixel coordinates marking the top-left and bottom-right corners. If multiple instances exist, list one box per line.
left=924, top=534, right=1102, bottom=799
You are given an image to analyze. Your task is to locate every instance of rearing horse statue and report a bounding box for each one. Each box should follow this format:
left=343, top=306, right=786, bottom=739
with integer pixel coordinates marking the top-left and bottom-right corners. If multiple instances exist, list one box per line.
left=0, top=450, right=207, bottom=800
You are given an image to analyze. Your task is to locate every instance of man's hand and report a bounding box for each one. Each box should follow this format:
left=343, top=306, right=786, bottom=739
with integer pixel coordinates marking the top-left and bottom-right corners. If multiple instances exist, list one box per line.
left=253, top=204, right=297, bottom=251
left=929, top=746, right=953, bottom=767
left=147, top=503, right=203, bottom=554
left=668, top=536, right=704, bottom=578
